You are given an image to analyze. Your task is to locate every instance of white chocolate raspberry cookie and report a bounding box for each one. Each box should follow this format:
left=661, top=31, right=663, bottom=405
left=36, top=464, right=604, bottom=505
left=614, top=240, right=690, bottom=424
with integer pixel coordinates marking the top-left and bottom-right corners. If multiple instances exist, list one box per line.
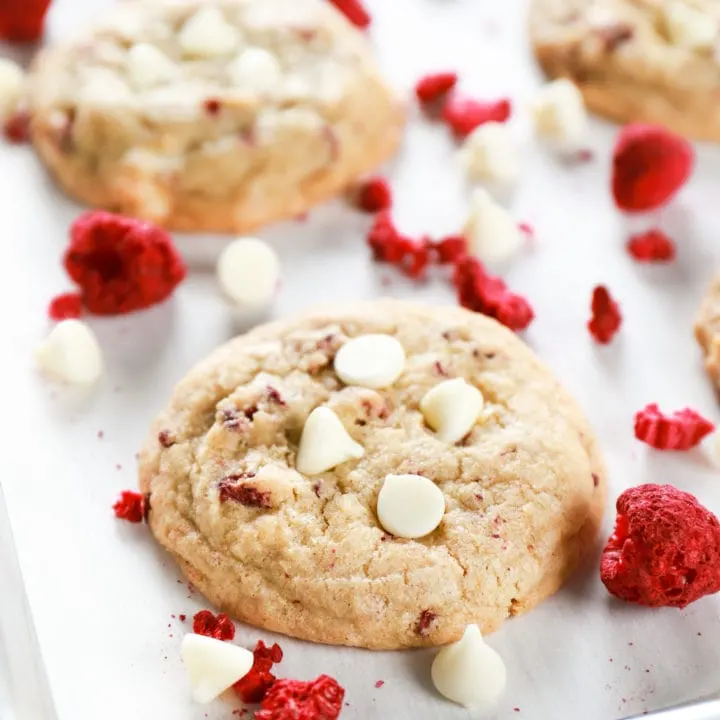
left=530, top=0, right=720, bottom=141
left=27, top=0, right=403, bottom=232
left=139, top=300, right=606, bottom=650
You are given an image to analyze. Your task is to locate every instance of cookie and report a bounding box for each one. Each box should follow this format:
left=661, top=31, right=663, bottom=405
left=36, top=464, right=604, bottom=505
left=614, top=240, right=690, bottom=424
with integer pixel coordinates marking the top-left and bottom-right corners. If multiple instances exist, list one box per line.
left=530, top=0, right=720, bottom=141
left=27, top=0, right=403, bottom=232
left=139, top=300, right=606, bottom=650
left=695, top=275, right=720, bottom=388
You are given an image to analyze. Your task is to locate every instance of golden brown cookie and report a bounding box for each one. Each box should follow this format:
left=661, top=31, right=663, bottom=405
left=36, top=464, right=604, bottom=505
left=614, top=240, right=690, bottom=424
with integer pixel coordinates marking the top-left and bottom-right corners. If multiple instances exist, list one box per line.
left=27, top=0, right=403, bottom=232
left=695, top=275, right=720, bottom=387
left=139, top=300, right=606, bottom=650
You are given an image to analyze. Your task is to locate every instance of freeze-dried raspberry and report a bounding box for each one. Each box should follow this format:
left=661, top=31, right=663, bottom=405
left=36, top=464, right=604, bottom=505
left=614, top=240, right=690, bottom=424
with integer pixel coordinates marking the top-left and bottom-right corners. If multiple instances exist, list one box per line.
left=366, top=213, right=429, bottom=279
left=255, top=675, right=345, bottom=720
left=601, top=484, right=720, bottom=608
left=192, top=610, right=236, bottom=641
left=434, top=235, right=467, bottom=264
left=64, top=211, right=186, bottom=316
left=48, top=292, right=83, bottom=321
left=634, top=404, right=714, bottom=451
left=588, top=285, right=621, bottom=344
left=113, top=491, right=145, bottom=523
left=612, top=124, right=694, bottom=212
left=626, top=229, right=676, bottom=263
left=0, top=0, right=52, bottom=41
left=218, top=476, right=272, bottom=509
left=442, top=96, right=512, bottom=137
left=355, top=177, right=392, bottom=213
left=3, top=108, right=31, bottom=143
left=415, top=72, right=458, bottom=104
left=327, top=0, right=371, bottom=28
left=233, top=640, right=284, bottom=703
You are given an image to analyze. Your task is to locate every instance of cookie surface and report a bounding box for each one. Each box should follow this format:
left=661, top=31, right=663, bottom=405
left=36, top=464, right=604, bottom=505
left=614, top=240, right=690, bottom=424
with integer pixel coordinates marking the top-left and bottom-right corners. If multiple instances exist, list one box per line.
left=695, top=275, right=720, bottom=387
left=27, top=0, right=403, bottom=232
left=139, top=300, right=606, bottom=650
left=530, top=0, right=720, bottom=141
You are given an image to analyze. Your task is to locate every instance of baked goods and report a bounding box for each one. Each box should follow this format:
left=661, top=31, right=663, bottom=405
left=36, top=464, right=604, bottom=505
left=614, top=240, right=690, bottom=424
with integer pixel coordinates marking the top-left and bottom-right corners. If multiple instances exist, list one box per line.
left=695, top=274, right=720, bottom=387
left=530, top=0, right=720, bottom=141
left=139, top=299, right=606, bottom=649
left=27, top=0, right=403, bottom=232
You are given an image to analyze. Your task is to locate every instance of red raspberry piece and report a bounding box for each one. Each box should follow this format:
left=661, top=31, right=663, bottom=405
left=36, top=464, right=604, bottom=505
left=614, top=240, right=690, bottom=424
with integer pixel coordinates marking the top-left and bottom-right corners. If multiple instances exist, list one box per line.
left=255, top=674, right=345, bottom=720
left=626, top=229, right=676, bottom=263
left=366, top=213, right=429, bottom=278
left=327, top=0, right=371, bottom=28
left=0, top=0, right=52, bottom=41
left=112, top=491, right=146, bottom=523
left=587, top=285, right=621, bottom=344
left=442, top=96, right=512, bottom=137
left=355, top=177, right=392, bottom=213
left=48, top=292, right=83, bottom=321
left=415, top=72, right=458, bottom=104
left=64, top=211, right=187, bottom=316
left=233, top=640, right=284, bottom=703
left=192, top=610, right=236, bottom=641
left=612, top=124, right=694, bottom=212
left=434, top=235, right=467, bottom=264
left=634, top=403, right=714, bottom=451
left=452, top=256, right=534, bottom=332
left=601, top=484, right=720, bottom=608
left=4, top=109, right=31, bottom=143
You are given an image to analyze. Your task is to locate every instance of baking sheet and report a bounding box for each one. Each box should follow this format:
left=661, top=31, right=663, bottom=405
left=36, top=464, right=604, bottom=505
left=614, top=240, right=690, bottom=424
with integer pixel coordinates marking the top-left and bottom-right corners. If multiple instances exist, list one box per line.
left=4, top=0, right=720, bottom=718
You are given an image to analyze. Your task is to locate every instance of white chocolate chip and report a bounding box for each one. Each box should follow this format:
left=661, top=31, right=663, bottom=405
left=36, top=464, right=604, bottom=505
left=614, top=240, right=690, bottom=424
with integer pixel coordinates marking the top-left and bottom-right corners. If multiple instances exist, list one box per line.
left=35, top=320, right=103, bottom=386
left=80, top=71, right=132, bottom=105
left=0, top=58, right=24, bottom=119
left=376, top=473, right=445, bottom=539
left=180, top=634, right=253, bottom=704
left=420, top=378, right=483, bottom=444
left=126, top=43, right=178, bottom=89
left=664, top=1, right=717, bottom=51
left=463, top=188, right=522, bottom=265
left=179, top=6, right=240, bottom=58
left=296, top=407, right=364, bottom=476
left=460, top=122, right=520, bottom=187
left=431, top=625, right=506, bottom=708
left=217, top=237, right=280, bottom=308
left=530, top=78, right=588, bottom=146
left=227, top=47, right=283, bottom=94
left=334, top=335, right=405, bottom=389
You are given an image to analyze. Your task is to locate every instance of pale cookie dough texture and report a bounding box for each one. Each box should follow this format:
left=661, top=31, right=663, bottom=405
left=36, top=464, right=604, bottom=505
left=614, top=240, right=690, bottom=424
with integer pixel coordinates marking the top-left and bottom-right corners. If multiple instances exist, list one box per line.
left=694, top=275, right=720, bottom=388
left=27, top=0, right=404, bottom=232
left=530, top=0, right=720, bottom=141
left=139, top=300, right=607, bottom=650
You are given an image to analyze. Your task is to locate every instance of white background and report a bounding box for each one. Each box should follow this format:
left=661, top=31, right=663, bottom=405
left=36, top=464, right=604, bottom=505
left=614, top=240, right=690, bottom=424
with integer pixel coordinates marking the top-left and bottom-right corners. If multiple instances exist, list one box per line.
left=3, top=0, right=720, bottom=718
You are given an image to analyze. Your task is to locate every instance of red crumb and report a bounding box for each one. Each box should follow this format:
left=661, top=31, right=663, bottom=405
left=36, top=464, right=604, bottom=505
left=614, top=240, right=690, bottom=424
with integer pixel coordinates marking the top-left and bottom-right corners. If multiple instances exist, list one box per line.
left=626, top=229, right=676, bottom=263
left=192, top=610, right=235, bottom=641
left=203, top=99, right=221, bottom=116
left=434, top=235, right=467, bottom=264
left=234, top=640, right=284, bottom=703
left=634, top=404, right=714, bottom=451
left=442, top=96, right=511, bottom=137
left=48, top=292, right=83, bottom=320
left=415, top=72, right=458, bottom=104
left=327, top=0, right=371, bottom=28
left=518, top=222, right=535, bottom=240
left=355, top=177, right=392, bottom=213
left=601, top=484, right=720, bottom=607
left=218, top=476, right=272, bottom=509
left=374, top=680, right=385, bottom=689
left=0, top=0, right=52, bottom=41
left=453, top=256, right=534, bottom=332
left=255, top=675, right=345, bottom=720
left=588, top=285, right=622, bottom=344
left=612, top=124, right=694, bottom=212
left=3, top=109, right=31, bottom=143
left=64, top=211, right=186, bottom=316
left=416, top=609, right=437, bottom=637
left=366, top=213, right=430, bottom=279
left=158, top=430, right=176, bottom=448
left=112, top=491, right=145, bottom=523
left=179, top=614, right=187, bottom=622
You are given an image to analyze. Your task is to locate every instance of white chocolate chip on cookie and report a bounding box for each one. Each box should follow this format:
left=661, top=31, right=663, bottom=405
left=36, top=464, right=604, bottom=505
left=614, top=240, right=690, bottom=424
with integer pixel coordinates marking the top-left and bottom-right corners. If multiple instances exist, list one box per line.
left=296, top=406, right=364, bottom=475
left=180, top=634, right=253, bottom=704
left=420, top=378, right=484, bottom=444
left=461, top=122, right=520, bottom=187
left=227, top=47, right=283, bottom=94
left=531, top=78, right=587, bottom=146
left=179, top=6, right=241, bottom=58
left=376, top=473, right=445, bottom=539
left=663, top=1, right=717, bottom=51
left=35, top=320, right=103, bottom=385
left=0, top=58, right=24, bottom=119
left=126, top=43, right=178, bottom=89
left=217, top=237, right=280, bottom=308
left=464, top=188, right=522, bottom=265
left=334, top=334, right=406, bottom=389
left=431, top=624, right=507, bottom=708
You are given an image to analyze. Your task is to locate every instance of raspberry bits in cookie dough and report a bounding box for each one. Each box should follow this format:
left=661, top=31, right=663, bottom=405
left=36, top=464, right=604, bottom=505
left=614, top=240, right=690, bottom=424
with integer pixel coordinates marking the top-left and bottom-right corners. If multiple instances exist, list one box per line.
left=139, top=299, right=606, bottom=649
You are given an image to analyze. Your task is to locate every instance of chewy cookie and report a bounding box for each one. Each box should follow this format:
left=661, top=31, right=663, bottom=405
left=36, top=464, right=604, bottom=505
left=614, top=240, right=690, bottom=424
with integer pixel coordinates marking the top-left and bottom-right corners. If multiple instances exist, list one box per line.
left=139, top=300, right=606, bottom=650
left=695, top=275, right=720, bottom=387
left=530, top=0, right=720, bottom=141
left=27, top=0, right=403, bottom=232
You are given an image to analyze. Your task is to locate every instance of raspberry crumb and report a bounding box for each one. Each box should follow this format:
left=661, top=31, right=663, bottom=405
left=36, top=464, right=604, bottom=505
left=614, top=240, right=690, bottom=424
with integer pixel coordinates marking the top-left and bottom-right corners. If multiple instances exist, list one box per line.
left=588, top=286, right=621, bottom=344
left=0, top=0, right=52, bottom=41
left=327, top=0, right=371, bottom=28
left=434, top=235, right=467, bottom=264
left=234, top=640, right=284, bottom=703
left=355, top=177, right=392, bottom=213
left=179, top=614, right=186, bottom=622
left=442, top=96, right=511, bottom=137
left=416, top=609, right=437, bottom=637
left=203, top=99, right=222, bottom=116
left=601, top=484, right=720, bottom=607
left=634, top=404, right=714, bottom=451
left=415, top=72, right=458, bottom=105
left=626, top=229, right=676, bottom=263
left=255, top=675, right=345, bottom=720
left=112, top=491, right=146, bottom=523
left=48, top=292, right=83, bottom=321
left=192, top=610, right=235, bottom=641
left=218, top=475, right=271, bottom=509
left=374, top=680, right=384, bottom=689
left=158, top=430, right=176, bottom=448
